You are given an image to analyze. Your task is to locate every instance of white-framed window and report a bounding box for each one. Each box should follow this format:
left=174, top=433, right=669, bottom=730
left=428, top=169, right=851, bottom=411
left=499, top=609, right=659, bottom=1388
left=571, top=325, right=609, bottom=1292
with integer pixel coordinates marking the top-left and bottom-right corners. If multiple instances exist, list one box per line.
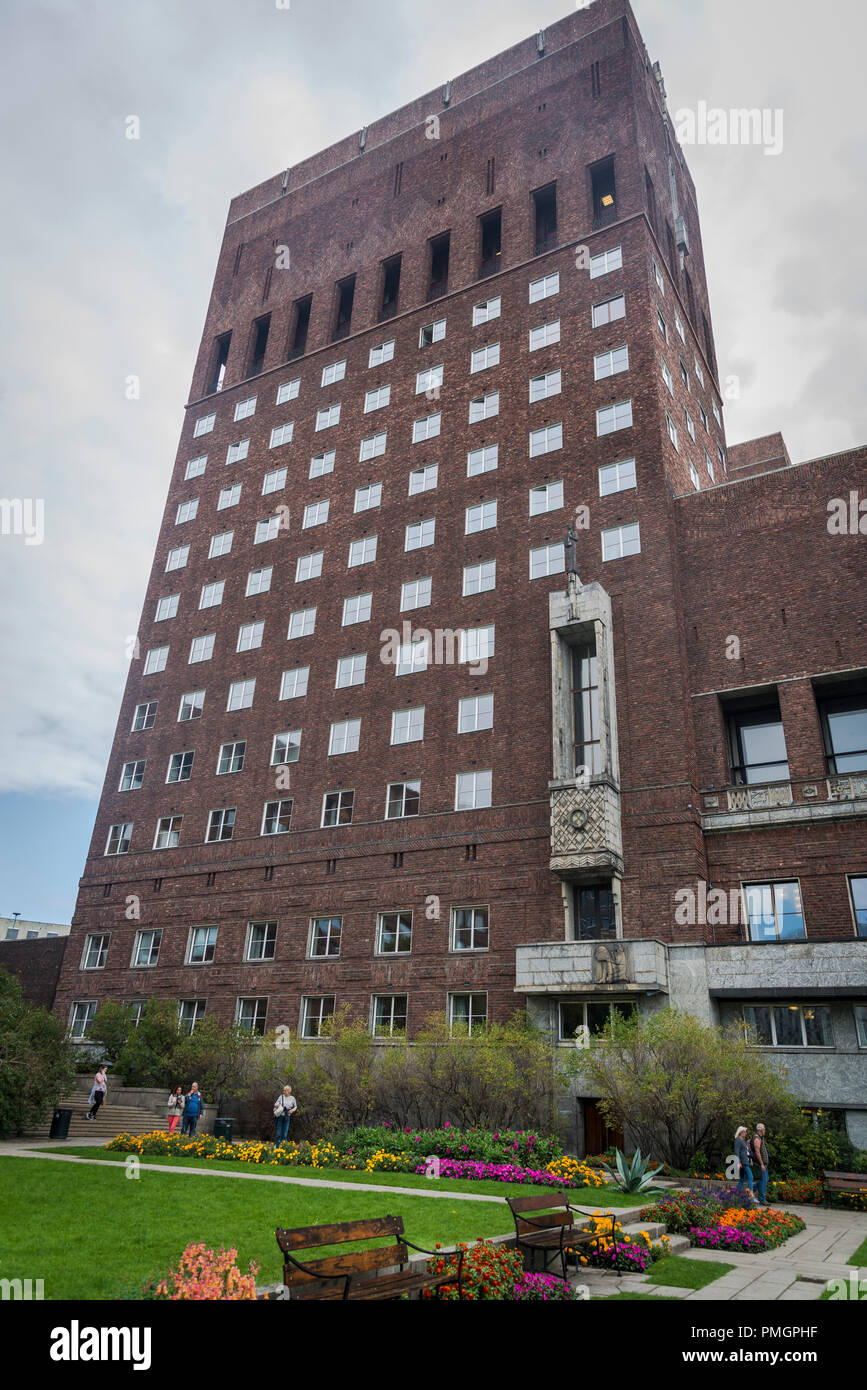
left=143, top=646, right=169, bottom=675
left=193, top=412, right=215, bottom=437
left=227, top=678, right=255, bottom=711
left=226, top=439, right=250, bottom=465
left=167, top=750, right=194, bottom=783
left=120, top=760, right=145, bottom=790
left=154, top=815, right=182, bottom=850
left=467, top=444, right=498, bottom=477
left=105, top=823, right=132, bottom=856
left=856, top=1005, right=867, bottom=1048
left=131, top=928, right=162, bottom=969
left=529, top=369, right=561, bottom=402
left=175, top=499, right=198, bottom=525
left=321, top=790, right=354, bottom=826
left=391, top=706, right=425, bottom=745
left=712, top=399, right=722, bottom=427
left=602, top=522, right=641, bottom=561
left=372, top=995, right=409, bottom=1036
left=246, top=565, right=272, bottom=596
left=271, top=730, right=301, bottom=765
left=178, top=690, right=204, bottom=722
left=415, top=365, right=443, bottom=394
left=599, top=458, right=636, bottom=495
left=657, top=306, right=668, bottom=341
left=451, top=906, right=489, bottom=952
left=348, top=535, right=377, bottom=567
left=342, top=593, right=372, bottom=625
left=199, top=580, right=224, bottom=610
left=288, top=607, right=316, bottom=640
left=395, top=639, right=429, bottom=676
left=328, top=718, right=361, bottom=755
left=653, top=258, right=664, bottom=292
left=359, top=431, right=388, bottom=463
left=336, top=653, right=367, bottom=688
left=470, top=343, right=500, bottom=372
left=303, top=499, right=330, bottom=529
left=354, top=483, right=382, bottom=513
left=529, top=422, right=562, bottom=456
left=209, top=530, right=233, bottom=558
left=529, top=543, right=565, bottom=579
left=280, top=667, right=309, bottom=700
left=364, top=384, right=391, bottom=412
left=742, top=1002, right=833, bottom=1049
left=666, top=413, right=679, bottom=450
left=255, top=516, right=281, bottom=544
left=178, top=999, right=206, bottom=1034
left=589, top=245, right=622, bottom=278
left=686, top=409, right=696, bottom=441
left=529, top=319, right=560, bottom=351
left=409, top=463, right=438, bottom=494
left=308, top=916, right=342, bottom=958
left=269, top=422, right=294, bottom=448
left=412, top=413, right=440, bottom=443
left=455, top=770, right=492, bottom=810
left=315, top=404, right=341, bottom=430
left=386, top=781, right=420, bottom=819
left=165, top=545, right=189, bottom=572
left=218, top=483, right=242, bottom=510
left=132, top=701, right=158, bottom=731
left=529, top=480, right=563, bottom=515
left=155, top=594, right=179, bottom=622
left=301, top=996, right=336, bottom=1038
left=405, top=518, right=435, bottom=550
left=705, top=449, right=715, bottom=482
left=237, top=620, right=263, bottom=652
left=262, top=467, right=286, bottom=496
left=321, top=360, right=346, bottom=387
left=717, top=442, right=725, bottom=469
left=690, top=462, right=701, bottom=491
left=595, top=346, right=629, bottom=380
left=458, top=694, right=493, bottom=733
left=261, top=800, right=293, bottom=836
left=234, top=396, right=256, bottom=421
left=188, top=634, right=214, bottom=663
left=69, top=1001, right=97, bottom=1039
left=376, top=911, right=413, bottom=955
left=473, top=296, right=501, bottom=325
left=419, top=318, right=446, bottom=347
left=463, top=560, right=496, bottom=596
left=529, top=271, right=559, bottom=302
left=276, top=378, right=300, bottom=405
left=217, top=740, right=246, bottom=775
left=185, top=455, right=207, bottom=480
left=460, top=626, right=494, bottom=664
left=401, top=577, right=432, bottom=611
left=596, top=400, right=633, bottom=436
left=661, top=358, right=674, bottom=395
left=369, top=340, right=394, bottom=368
left=592, top=295, right=625, bottom=327
left=188, top=925, right=219, bottom=961
left=449, top=992, right=487, bottom=1034
left=206, top=809, right=234, bottom=844
left=465, top=500, right=497, bottom=534
left=469, top=392, right=499, bottom=423
left=679, top=358, right=690, bottom=390
left=674, top=311, right=685, bottom=343
left=310, top=450, right=336, bottom=477
left=699, top=402, right=709, bottom=433
left=245, top=921, right=277, bottom=961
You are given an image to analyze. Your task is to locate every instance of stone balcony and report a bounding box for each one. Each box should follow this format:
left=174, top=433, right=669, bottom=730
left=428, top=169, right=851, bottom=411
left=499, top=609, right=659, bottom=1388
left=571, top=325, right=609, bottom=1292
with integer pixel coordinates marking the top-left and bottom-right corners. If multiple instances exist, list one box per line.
left=549, top=778, right=623, bottom=879
left=702, top=776, right=867, bottom=832
left=705, top=940, right=867, bottom=998
left=515, top=939, right=668, bottom=995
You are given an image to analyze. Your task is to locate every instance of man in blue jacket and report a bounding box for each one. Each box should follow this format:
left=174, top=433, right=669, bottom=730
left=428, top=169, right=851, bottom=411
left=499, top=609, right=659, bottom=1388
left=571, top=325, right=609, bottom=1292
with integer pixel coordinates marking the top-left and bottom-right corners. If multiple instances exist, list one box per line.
left=181, top=1082, right=205, bottom=1136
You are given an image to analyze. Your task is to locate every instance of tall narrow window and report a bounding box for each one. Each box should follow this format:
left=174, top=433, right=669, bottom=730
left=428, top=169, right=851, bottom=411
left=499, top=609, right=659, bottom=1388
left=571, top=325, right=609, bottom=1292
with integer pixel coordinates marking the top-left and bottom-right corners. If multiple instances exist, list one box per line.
left=728, top=704, right=789, bottom=785
left=644, top=168, right=658, bottom=236
left=428, top=232, right=450, bottom=300
left=379, top=255, right=401, bottom=320
left=479, top=209, right=502, bottom=277
left=533, top=183, right=557, bottom=254
left=207, top=332, right=231, bottom=394
left=590, top=157, right=616, bottom=229
left=290, top=295, right=312, bottom=358
left=571, top=643, right=601, bottom=775
left=574, top=884, right=616, bottom=941
left=818, top=688, right=867, bottom=774
left=333, top=275, right=356, bottom=341
left=246, top=314, right=270, bottom=378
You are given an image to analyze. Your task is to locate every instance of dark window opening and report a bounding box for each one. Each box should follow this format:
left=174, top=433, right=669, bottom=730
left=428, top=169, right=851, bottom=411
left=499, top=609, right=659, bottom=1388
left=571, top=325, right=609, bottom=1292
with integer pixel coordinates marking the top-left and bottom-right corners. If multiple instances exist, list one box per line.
left=379, top=255, right=402, bottom=321
left=684, top=269, right=696, bottom=325
left=332, top=275, right=356, bottom=341
left=818, top=687, right=867, bottom=775
left=246, top=314, right=270, bottom=378
left=326, top=858, right=337, bottom=875
left=590, top=60, right=601, bottom=99
left=207, top=332, right=231, bottom=394
left=701, top=310, right=716, bottom=376
left=393, top=162, right=403, bottom=196
left=262, top=266, right=273, bottom=303
left=727, top=702, right=789, bottom=785
left=103, top=884, right=112, bottom=897
left=232, top=243, right=244, bottom=276
left=644, top=168, right=658, bottom=237
left=428, top=232, right=450, bottom=300
left=264, top=865, right=274, bottom=881
left=479, top=209, right=502, bottom=278
left=485, top=157, right=495, bottom=196
left=153, top=878, right=162, bottom=893
left=590, top=158, right=616, bottom=229
left=393, top=851, right=404, bottom=869
left=205, top=871, right=216, bottom=887
left=666, top=222, right=678, bottom=276
left=574, top=884, right=617, bottom=942
left=289, top=295, right=312, bottom=359
left=465, top=843, right=477, bottom=861
left=533, top=183, right=557, bottom=254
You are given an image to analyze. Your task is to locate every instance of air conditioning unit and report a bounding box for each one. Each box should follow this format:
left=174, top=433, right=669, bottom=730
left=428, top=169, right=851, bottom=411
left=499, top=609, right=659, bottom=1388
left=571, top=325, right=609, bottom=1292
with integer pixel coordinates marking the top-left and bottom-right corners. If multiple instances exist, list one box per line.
left=675, top=214, right=690, bottom=254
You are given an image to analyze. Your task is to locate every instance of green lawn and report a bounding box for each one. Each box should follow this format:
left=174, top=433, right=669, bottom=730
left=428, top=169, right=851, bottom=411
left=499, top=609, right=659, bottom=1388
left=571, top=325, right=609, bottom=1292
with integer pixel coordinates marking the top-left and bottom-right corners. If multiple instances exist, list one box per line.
left=34, top=1147, right=656, bottom=1207
left=847, top=1235, right=867, bottom=1268
left=0, top=1156, right=513, bottom=1300
left=645, top=1254, right=734, bottom=1290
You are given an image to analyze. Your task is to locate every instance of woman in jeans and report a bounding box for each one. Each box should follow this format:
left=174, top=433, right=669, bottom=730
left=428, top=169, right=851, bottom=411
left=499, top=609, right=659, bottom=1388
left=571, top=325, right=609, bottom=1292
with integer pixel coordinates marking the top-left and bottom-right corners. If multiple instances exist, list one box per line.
left=273, top=1086, right=297, bottom=1145
left=734, top=1125, right=759, bottom=1205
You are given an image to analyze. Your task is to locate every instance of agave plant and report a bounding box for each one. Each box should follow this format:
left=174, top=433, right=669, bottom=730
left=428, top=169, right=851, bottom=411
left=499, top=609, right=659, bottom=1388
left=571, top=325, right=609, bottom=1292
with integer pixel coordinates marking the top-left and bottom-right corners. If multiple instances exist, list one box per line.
left=601, top=1147, right=665, bottom=1193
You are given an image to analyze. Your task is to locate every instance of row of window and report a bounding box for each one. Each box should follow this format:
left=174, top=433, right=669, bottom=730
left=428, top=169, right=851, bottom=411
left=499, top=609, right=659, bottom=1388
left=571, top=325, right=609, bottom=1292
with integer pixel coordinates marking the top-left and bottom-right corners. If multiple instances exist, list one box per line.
left=726, top=687, right=867, bottom=784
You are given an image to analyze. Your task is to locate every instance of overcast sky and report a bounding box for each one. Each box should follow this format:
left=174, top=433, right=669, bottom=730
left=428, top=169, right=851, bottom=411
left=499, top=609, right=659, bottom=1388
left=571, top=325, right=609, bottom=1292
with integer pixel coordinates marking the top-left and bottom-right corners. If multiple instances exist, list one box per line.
left=1, top=0, right=864, bottom=923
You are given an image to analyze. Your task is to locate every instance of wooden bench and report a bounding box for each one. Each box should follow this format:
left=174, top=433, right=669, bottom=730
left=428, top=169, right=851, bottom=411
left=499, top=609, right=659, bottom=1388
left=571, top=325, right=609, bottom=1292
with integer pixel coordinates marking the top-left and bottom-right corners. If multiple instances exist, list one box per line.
left=506, top=1192, right=602, bottom=1281
left=275, top=1216, right=464, bottom=1300
left=823, top=1171, right=867, bottom=1205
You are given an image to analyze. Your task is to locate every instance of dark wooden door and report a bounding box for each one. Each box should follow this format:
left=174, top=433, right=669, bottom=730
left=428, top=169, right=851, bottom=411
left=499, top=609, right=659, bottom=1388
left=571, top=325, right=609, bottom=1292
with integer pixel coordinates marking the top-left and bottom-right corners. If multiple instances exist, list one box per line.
left=583, top=1099, right=624, bottom=1156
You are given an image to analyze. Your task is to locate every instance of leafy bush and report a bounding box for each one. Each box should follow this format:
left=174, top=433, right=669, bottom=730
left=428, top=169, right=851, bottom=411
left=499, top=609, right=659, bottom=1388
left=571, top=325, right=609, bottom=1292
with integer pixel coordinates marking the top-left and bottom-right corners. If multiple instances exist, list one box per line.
left=771, top=1124, right=859, bottom=1180
left=0, top=969, right=74, bottom=1137
left=423, top=1240, right=524, bottom=1300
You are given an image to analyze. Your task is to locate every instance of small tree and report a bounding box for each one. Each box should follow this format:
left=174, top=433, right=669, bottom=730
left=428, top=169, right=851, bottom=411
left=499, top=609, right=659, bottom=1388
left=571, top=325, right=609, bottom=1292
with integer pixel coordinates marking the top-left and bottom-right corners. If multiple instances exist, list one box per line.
left=570, top=1006, right=800, bottom=1169
left=0, top=969, right=75, bottom=1136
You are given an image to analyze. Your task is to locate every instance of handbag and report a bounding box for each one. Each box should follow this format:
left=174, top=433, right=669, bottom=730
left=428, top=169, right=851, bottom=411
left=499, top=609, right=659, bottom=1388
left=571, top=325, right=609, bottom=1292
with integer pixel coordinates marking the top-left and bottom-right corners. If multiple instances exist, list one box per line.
left=273, top=1099, right=283, bottom=1118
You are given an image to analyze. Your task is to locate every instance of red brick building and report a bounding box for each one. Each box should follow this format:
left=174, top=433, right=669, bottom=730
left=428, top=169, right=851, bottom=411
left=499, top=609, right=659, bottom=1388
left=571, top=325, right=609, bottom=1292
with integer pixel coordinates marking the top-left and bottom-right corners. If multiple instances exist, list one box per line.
left=56, top=0, right=866, bottom=1150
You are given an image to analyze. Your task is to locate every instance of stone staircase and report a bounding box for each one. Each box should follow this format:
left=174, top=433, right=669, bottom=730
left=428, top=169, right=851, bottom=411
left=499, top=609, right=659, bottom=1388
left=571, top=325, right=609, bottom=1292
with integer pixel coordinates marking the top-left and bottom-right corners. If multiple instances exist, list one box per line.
left=52, top=1081, right=169, bottom=1141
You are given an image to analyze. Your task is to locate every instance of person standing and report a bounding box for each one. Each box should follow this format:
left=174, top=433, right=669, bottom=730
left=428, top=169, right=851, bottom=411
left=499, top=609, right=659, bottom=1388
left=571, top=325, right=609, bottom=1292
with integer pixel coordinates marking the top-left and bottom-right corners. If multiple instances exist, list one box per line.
left=752, top=1123, right=771, bottom=1204
left=87, top=1065, right=108, bottom=1120
left=734, top=1125, right=759, bottom=1205
left=181, top=1082, right=204, bottom=1137
left=273, top=1085, right=297, bottom=1145
left=166, top=1086, right=184, bottom=1135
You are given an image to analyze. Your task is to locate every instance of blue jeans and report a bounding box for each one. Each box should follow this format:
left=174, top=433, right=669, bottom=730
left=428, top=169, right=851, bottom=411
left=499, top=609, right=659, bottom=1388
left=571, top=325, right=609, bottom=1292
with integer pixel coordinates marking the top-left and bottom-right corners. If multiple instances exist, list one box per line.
left=181, top=1115, right=198, bottom=1136
left=738, top=1163, right=754, bottom=1194
left=756, top=1166, right=769, bottom=1201
left=275, top=1114, right=292, bottom=1144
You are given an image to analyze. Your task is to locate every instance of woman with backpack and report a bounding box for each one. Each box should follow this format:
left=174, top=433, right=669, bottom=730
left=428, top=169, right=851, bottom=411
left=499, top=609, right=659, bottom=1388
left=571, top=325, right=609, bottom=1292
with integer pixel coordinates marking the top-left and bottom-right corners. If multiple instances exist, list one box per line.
left=273, top=1085, right=297, bottom=1145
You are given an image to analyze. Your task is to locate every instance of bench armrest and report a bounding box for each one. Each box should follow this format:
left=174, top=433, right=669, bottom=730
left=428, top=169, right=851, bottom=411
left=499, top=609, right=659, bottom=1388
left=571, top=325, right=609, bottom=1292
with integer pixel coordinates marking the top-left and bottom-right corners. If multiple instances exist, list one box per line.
left=280, top=1250, right=350, bottom=1298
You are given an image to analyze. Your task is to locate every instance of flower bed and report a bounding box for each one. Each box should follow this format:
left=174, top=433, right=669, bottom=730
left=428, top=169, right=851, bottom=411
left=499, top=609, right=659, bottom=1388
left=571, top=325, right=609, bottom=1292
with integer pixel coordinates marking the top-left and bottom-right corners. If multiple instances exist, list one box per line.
left=571, top=1212, right=670, bottom=1273
left=145, top=1244, right=258, bottom=1300
left=642, top=1187, right=806, bottom=1251
left=690, top=1227, right=769, bottom=1254
left=515, top=1272, right=583, bottom=1301
left=423, top=1240, right=524, bottom=1300
left=337, top=1124, right=562, bottom=1166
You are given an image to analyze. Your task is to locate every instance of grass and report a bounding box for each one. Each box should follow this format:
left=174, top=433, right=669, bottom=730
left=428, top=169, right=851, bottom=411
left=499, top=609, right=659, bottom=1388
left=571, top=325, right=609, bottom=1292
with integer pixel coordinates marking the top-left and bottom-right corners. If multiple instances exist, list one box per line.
left=847, top=1234, right=867, bottom=1268
left=645, top=1254, right=734, bottom=1290
left=0, top=1156, right=513, bottom=1300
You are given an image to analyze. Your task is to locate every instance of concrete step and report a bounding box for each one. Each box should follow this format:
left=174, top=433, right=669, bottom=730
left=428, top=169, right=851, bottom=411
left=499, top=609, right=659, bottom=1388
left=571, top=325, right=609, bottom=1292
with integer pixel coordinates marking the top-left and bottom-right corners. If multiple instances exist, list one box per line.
left=53, top=1099, right=170, bottom=1140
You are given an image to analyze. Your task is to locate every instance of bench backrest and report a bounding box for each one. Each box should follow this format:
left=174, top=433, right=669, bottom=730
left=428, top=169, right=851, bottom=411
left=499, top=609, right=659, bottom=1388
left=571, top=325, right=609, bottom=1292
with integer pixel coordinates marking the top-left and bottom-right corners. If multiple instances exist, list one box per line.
left=506, top=1192, right=574, bottom=1235
left=275, top=1216, right=407, bottom=1288
left=823, top=1171, right=867, bottom=1191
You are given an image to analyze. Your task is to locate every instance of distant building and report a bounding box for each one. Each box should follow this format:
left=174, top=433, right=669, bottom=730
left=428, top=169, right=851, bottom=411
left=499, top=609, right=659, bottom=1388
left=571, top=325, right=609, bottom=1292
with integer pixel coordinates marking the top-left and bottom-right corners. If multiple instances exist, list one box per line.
left=1, top=917, right=70, bottom=941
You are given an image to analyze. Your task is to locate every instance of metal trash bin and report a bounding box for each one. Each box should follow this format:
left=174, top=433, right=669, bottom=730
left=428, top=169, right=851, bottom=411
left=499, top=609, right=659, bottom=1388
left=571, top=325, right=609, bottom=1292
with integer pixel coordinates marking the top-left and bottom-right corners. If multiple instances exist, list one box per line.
left=49, top=1107, right=73, bottom=1139
left=213, top=1118, right=234, bottom=1142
